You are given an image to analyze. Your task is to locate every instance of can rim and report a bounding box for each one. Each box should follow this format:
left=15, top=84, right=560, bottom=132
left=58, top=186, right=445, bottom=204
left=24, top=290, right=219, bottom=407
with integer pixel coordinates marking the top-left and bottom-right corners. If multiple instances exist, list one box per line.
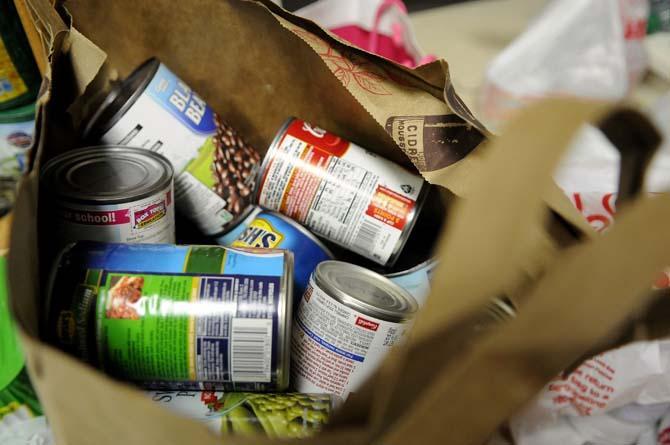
left=384, top=257, right=438, bottom=278
left=253, top=117, right=295, bottom=205
left=385, top=181, right=430, bottom=268
left=81, top=58, right=160, bottom=142
left=40, top=146, right=174, bottom=205
left=313, top=260, right=418, bottom=323
left=276, top=249, right=294, bottom=391
left=260, top=210, right=335, bottom=259
left=43, top=242, right=75, bottom=339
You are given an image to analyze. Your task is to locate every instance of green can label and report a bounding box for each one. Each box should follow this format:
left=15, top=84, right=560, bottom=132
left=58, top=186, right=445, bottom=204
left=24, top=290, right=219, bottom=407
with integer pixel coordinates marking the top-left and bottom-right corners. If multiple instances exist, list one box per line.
left=51, top=243, right=289, bottom=391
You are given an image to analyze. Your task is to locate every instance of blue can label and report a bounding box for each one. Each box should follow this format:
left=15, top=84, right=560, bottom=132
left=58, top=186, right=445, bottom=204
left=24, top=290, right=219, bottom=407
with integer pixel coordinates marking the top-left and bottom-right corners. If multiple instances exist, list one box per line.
left=145, top=64, right=216, bottom=135
left=385, top=259, right=438, bottom=306
left=232, top=211, right=332, bottom=297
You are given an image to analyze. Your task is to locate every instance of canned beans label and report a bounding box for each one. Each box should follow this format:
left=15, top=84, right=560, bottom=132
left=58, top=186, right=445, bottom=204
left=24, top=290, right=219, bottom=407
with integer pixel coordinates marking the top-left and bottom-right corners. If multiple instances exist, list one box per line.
left=258, top=120, right=423, bottom=265
left=55, top=186, right=175, bottom=244
left=291, top=278, right=411, bottom=399
left=99, top=63, right=239, bottom=235
left=58, top=246, right=286, bottom=391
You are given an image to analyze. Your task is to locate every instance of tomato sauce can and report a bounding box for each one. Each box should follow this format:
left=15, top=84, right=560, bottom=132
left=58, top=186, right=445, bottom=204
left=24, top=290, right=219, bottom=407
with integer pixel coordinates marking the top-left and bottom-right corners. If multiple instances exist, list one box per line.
left=148, top=391, right=333, bottom=438
left=82, top=58, right=260, bottom=235
left=291, top=261, right=418, bottom=399
left=255, top=118, right=428, bottom=267
left=46, top=241, right=293, bottom=392
left=231, top=210, right=333, bottom=297
left=41, top=146, right=175, bottom=248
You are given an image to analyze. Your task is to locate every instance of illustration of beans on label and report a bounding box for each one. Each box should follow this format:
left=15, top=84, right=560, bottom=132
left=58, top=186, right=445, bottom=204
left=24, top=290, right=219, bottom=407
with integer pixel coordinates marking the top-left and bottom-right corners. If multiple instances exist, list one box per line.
left=82, top=58, right=261, bottom=236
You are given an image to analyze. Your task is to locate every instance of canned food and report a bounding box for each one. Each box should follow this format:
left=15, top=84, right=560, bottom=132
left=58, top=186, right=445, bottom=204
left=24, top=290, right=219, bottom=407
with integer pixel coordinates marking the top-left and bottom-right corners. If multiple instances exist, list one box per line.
left=0, top=1, right=40, bottom=110
left=385, top=259, right=438, bottom=306
left=148, top=391, right=333, bottom=438
left=256, top=118, right=428, bottom=267
left=291, top=261, right=418, bottom=399
left=0, top=101, right=34, bottom=214
left=46, top=241, right=293, bottom=391
left=214, top=205, right=262, bottom=247
left=41, top=146, right=175, bottom=248
left=81, top=58, right=260, bottom=235
left=232, top=210, right=333, bottom=297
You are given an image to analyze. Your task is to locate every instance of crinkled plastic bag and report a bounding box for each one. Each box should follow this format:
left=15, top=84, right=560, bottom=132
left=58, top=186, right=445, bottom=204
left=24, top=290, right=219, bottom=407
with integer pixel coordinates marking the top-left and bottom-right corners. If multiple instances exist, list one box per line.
left=480, top=0, right=648, bottom=131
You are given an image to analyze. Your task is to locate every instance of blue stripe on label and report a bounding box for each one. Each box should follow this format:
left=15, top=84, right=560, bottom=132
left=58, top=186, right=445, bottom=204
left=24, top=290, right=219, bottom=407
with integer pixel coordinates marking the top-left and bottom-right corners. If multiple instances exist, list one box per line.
left=296, top=317, right=365, bottom=362
left=145, top=63, right=216, bottom=135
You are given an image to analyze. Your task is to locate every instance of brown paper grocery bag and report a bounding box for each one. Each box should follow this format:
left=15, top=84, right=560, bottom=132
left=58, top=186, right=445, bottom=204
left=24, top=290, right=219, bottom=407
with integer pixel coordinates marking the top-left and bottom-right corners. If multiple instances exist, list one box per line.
left=8, top=0, right=669, bottom=444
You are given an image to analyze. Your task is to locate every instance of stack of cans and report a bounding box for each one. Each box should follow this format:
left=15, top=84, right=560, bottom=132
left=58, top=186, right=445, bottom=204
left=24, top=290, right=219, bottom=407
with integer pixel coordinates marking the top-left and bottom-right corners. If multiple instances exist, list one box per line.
left=39, top=58, right=515, bottom=439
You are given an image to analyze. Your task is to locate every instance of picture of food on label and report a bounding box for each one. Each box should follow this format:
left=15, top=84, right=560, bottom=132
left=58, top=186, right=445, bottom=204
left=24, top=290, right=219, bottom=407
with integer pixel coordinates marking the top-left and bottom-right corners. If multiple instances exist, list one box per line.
left=106, top=276, right=144, bottom=320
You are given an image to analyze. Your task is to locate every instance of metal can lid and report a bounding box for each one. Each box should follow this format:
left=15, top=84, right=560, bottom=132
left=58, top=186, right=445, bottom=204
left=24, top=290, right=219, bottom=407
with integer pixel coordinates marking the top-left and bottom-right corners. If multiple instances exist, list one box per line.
left=81, top=58, right=160, bottom=142
left=314, top=261, right=418, bottom=323
left=41, top=146, right=174, bottom=205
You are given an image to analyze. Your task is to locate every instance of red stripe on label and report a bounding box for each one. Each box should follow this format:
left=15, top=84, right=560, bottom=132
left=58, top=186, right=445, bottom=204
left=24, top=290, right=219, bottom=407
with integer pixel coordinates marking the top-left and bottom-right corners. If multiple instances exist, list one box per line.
left=355, top=317, right=379, bottom=331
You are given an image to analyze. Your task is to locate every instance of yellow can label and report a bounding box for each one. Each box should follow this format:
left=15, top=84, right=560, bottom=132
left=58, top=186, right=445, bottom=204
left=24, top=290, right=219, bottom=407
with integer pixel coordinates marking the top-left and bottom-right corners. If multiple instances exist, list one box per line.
left=0, top=36, right=28, bottom=102
left=233, top=218, right=284, bottom=249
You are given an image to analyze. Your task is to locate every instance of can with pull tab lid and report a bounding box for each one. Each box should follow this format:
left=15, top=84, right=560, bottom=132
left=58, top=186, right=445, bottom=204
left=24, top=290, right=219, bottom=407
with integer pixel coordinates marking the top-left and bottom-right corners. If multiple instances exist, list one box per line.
left=291, top=261, right=418, bottom=400
left=41, top=146, right=175, bottom=249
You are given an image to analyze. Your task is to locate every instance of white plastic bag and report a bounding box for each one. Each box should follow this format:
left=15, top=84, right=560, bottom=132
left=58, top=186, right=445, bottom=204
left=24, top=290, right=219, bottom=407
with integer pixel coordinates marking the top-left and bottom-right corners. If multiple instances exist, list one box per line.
left=480, top=0, right=648, bottom=131
left=511, top=340, right=670, bottom=445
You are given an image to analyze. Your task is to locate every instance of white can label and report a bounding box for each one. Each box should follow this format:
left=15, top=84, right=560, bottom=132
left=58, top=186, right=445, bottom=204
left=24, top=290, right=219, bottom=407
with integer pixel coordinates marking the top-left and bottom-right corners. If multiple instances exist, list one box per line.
left=98, top=63, right=254, bottom=235
left=291, top=276, right=411, bottom=399
left=258, top=119, right=424, bottom=266
left=54, top=185, right=175, bottom=245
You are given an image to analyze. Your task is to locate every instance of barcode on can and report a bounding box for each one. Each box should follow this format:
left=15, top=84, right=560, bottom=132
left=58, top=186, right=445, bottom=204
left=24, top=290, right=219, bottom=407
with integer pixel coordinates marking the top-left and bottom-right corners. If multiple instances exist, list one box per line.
left=230, top=318, right=273, bottom=383
left=354, top=219, right=381, bottom=259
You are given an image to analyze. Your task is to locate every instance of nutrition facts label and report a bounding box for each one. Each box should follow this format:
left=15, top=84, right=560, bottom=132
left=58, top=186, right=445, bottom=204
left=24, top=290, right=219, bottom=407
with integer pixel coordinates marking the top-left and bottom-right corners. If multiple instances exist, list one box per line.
left=258, top=119, right=424, bottom=265
left=291, top=279, right=410, bottom=399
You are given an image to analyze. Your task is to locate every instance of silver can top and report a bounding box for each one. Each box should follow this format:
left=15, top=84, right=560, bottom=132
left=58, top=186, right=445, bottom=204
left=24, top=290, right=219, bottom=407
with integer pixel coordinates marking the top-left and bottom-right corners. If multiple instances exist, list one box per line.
left=41, top=146, right=173, bottom=205
left=314, top=261, right=418, bottom=323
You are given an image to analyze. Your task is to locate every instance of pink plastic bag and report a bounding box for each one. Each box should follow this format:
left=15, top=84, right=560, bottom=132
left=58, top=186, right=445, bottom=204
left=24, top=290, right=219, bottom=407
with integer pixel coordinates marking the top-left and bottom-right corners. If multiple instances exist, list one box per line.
left=295, top=0, right=436, bottom=68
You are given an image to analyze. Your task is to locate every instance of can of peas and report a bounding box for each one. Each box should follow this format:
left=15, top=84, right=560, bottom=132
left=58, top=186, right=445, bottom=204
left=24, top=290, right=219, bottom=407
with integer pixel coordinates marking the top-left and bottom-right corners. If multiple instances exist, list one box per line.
left=148, top=391, right=335, bottom=438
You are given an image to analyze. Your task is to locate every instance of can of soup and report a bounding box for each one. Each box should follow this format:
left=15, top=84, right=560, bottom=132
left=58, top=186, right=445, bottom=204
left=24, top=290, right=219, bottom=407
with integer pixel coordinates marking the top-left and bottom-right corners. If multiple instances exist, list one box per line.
left=232, top=210, right=333, bottom=297
left=291, top=261, right=418, bottom=399
left=46, top=241, right=293, bottom=391
left=255, top=118, right=428, bottom=267
left=41, top=146, right=175, bottom=248
left=148, top=391, right=333, bottom=438
left=385, top=259, right=438, bottom=307
left=214, top=205, right=262, bottom=247
left=82, top=58, right=260, bottom=235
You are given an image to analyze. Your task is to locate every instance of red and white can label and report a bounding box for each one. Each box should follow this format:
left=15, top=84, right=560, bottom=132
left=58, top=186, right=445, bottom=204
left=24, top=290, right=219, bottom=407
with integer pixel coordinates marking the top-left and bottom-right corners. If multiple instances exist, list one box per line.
left=54, top=185, right=175, bottom=245
left=258, top=119, right=424, bottom=265
left=291, top=276, right=411, bottom=400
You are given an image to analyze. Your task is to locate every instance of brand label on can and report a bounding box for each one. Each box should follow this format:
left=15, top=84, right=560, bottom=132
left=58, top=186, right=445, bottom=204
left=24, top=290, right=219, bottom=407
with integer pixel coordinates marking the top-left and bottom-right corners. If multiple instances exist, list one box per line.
left=98, top=63, right=257, bottom=235
left=54, top=185, right=175, bottom=245
left=291, top=276, right=411, bottom=399
left=0, top=37, right=28, bottom=104
left=231, top=211, right=332, bottom=298
left=233, top=218, right=284, bottom=249
left=258, top=119, right=424, bottom=265
left=53, top=244, right=289, bottom=391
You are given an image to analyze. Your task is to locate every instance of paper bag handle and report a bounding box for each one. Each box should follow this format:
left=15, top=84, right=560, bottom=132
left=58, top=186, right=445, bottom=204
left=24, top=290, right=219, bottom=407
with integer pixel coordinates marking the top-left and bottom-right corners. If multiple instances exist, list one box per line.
left=366, top=100, right=665, bottom=443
